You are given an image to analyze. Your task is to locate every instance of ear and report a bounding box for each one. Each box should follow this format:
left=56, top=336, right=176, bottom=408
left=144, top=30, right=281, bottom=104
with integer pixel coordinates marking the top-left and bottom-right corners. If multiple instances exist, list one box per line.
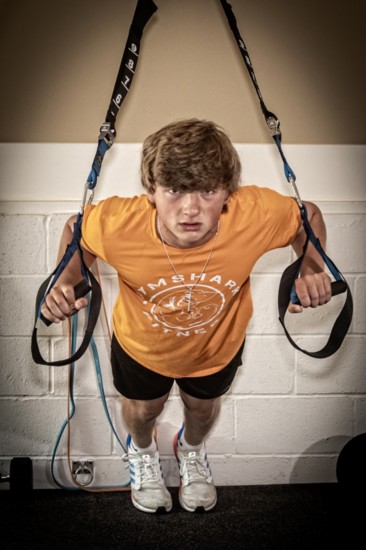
left=221, top=192, right=231, bottom=213
left=147, top=193, right=155, bottom=205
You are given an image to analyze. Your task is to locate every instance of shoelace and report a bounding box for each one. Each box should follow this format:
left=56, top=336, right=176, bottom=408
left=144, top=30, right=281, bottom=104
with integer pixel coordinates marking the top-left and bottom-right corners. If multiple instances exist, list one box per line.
left=124, top=452, right=161, bottom=485
left=140, top=453, right=161, bottom=484
left=180, top=451, right=212, bottom=484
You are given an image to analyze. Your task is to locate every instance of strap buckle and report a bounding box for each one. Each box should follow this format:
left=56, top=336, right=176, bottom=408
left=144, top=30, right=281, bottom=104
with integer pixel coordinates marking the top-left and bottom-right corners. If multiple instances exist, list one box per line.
left=98, top=122, right=115, bottom=147
left=266, top=115, right=281, bottom=136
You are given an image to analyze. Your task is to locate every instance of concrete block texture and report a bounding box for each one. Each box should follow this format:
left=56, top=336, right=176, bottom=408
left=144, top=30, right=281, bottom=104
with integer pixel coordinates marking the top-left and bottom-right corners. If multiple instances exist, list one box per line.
left=325, top=214, right=366, bottom=273
left=231, top=336, right=296, bottom=395
left=0, top=214, right=46, bottom=275
left=0, top=200, right=364, bottom=489
left=235, top=396, right=353, bottom=454
left=296, top=336, right=366, bottom=394
left=0, top=337, right=49, bottom=396
left=354, top=276, right=366, bottom=333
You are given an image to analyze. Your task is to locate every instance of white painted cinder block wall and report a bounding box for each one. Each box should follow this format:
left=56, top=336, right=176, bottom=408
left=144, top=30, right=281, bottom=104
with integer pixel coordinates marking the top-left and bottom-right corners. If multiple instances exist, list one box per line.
left=0, top=144, right=365, bottom=489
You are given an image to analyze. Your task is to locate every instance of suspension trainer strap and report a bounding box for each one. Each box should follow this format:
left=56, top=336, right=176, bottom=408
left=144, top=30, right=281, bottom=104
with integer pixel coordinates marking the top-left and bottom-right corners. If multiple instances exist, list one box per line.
left=31, top=0, right=157, bottom=367
left=31, top=269, right=101, bottom=367
left=86, top=0, right=158, bottom=191
left=219, top=0, right=296, bottom=183
left=278, top=207, right=353, bottom=358
left=220, top=0, right=353, bottom=357
left=31, top=216, right=103, bottom=367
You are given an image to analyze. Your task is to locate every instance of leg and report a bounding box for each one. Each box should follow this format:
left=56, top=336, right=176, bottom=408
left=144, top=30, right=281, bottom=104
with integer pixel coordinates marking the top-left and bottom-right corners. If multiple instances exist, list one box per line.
left=173, top=344, right=244, bottom=512
left=122, top=393, right=172, bottom=514
left=122, top=393, right=170, bottom=448
left=179, top=389, right=221, bottom=446
left=174, top=389, right=220, bottom=512
left=110, top=337, right=174, bottom=513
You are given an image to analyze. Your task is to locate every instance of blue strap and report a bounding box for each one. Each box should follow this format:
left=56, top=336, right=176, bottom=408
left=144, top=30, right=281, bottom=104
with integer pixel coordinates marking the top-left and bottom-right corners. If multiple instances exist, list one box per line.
left=289, top=205, right=344, bottom=304
left=34, top=214, right=90, bottom=332
left=44, top=214, right=87, bottom=296
left=299, top=205, right=343, bottom=280
left=86, top=138, right=113, bottom=190
left=50, top=314, right=129, bottom=490
left=273, top=134, right=297, bottom=183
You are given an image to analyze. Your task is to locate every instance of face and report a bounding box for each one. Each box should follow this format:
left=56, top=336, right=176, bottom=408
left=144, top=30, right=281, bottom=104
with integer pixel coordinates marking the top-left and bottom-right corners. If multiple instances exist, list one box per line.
left=148, top=184, right=229, bottom=249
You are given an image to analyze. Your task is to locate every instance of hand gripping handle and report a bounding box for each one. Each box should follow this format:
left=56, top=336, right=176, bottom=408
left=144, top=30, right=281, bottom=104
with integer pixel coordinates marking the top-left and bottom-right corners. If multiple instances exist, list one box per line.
left=40, top=279, right=92, bottom=327
left=31, top=268, right=101, bottom=367
left=278, top=254, right=353, bottom=358
left=290, top=280, right=347, bottom=306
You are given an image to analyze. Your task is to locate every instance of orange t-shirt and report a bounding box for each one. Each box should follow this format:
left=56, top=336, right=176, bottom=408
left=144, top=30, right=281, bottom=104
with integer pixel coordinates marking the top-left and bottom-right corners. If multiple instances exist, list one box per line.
left=81, top=185, right=301, bottom=378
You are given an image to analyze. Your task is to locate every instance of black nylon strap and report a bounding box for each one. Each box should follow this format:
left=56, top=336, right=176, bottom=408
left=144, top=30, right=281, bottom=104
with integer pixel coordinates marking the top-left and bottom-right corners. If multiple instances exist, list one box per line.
left=105, top=0, right=158, bottom=137
left=278, top=242, right=353, bottom=358
left=278, top=207, right=353, bottom=358
left=219, top=1, right=297, bottom=183
left=31, top=217, right=102, bottom=366
left=31, top=267, right=102, bottom=367
left=219, top=0, right=280, bottom=133
left=87, top=0, right=157, bottom=188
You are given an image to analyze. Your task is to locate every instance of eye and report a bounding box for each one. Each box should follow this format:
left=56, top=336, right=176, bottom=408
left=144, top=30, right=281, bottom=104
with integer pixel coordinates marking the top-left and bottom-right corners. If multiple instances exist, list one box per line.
left=201, top=189, right=216, bottom=196
left=167, top=189, right=181, bottom=195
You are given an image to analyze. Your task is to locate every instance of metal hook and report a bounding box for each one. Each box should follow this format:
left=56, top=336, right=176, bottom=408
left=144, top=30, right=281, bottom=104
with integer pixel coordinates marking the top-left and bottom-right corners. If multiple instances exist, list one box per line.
left=80, top=183, right=95, bottom=214
left=288, top=175, right=303, bottom=208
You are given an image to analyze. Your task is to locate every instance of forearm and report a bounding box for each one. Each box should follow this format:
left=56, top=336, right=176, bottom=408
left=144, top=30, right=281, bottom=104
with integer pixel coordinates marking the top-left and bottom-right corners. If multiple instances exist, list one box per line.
left=291, top=201, right=327, bottom=275
left=289, top=201, right=331, bottom=312
left=55, top=215, right=96, bottom=286
left=41, top=215, right=96, bottom=323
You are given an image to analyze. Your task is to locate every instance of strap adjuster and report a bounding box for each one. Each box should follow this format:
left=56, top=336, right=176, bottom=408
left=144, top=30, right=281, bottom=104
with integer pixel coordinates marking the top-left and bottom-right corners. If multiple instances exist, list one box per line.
left=266, top=115, right=281, bottom=136
left=98, top=122, right=115, bottom=146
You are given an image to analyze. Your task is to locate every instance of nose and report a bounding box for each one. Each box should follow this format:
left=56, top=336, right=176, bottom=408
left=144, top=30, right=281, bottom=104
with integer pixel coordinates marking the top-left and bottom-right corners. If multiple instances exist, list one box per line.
left=181, top=192, right=200, bottom=216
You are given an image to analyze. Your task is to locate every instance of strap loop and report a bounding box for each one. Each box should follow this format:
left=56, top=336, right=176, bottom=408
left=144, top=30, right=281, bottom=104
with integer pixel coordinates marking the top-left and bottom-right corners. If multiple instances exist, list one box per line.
left=278, top=205, right=353, bottom=358
left=278, top=249, right=353, bottom=359
left=31, top=216, right=102, bottom=366
left=31, top=266, right=102, bottom=367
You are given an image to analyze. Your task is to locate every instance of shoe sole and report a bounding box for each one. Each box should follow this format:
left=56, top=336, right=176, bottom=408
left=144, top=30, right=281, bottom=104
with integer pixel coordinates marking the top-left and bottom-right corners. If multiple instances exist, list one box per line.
left=131, top=493, right=173, bottom=514
left=178, top=494, right=217, bottom=513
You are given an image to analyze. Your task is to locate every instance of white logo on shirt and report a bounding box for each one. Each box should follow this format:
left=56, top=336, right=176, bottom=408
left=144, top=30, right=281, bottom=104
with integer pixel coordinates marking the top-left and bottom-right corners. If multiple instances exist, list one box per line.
left=149, top=284, right=225, bottom=331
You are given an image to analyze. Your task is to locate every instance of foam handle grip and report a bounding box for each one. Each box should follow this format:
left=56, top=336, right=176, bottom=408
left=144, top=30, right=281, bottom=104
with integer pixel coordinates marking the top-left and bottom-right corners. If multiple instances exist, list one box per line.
left=40, top=280, right=92, bottom=326
left=330, top=280, right=347, bottom=297
left=291, top=279, right=347, bottom=305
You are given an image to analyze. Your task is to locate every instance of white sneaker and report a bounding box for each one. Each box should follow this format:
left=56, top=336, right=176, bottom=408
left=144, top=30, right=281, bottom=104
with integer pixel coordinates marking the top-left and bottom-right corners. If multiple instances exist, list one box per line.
left=124, top=434, right=172, bottom=514
left=174, top=426, right=217, bottom=512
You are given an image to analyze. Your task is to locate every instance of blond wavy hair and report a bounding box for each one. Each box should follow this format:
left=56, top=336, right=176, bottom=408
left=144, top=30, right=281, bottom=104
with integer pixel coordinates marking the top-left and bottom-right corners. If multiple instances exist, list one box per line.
left=141, top=119, right=241, bottom=194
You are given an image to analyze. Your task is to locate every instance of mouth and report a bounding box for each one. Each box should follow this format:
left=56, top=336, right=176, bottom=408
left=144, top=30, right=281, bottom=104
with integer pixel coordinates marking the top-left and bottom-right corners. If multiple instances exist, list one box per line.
left=180, top=222, right=202, bottom=231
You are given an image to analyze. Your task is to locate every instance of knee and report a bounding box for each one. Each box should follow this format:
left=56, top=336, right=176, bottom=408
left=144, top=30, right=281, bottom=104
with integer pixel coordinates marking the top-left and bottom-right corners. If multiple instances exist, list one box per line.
left=123, top=394, right=168, bottom=424
left=180, top=392, right=221, bottom=423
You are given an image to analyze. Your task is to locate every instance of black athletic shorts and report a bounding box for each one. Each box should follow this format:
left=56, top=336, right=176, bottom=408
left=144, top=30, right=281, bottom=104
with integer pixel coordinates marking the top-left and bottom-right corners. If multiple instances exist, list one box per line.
left=110, top=335, right=245, bottom=400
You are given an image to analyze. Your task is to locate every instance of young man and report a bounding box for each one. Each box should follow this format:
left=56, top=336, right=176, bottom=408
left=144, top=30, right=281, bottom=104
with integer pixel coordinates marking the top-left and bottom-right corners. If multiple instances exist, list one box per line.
left=42, top=119, right=332, bottom=514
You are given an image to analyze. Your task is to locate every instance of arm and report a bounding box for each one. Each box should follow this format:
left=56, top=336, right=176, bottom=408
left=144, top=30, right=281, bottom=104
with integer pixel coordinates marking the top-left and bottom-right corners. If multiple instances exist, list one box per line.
left=41, top=215, right=96, bottom=324
left=288, top=201, right=332, bottom=313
